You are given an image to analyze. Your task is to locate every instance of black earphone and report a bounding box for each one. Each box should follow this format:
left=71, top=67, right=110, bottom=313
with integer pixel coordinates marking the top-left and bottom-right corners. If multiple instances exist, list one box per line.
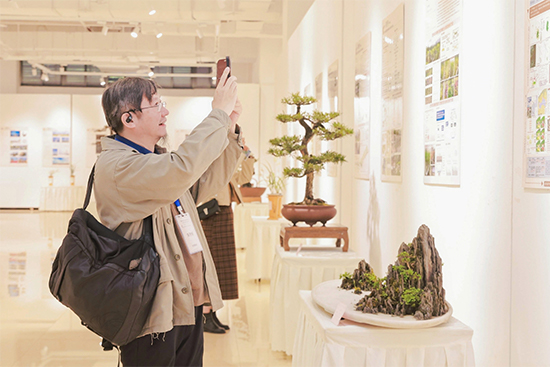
left=125, top=113, right=133, bottom=123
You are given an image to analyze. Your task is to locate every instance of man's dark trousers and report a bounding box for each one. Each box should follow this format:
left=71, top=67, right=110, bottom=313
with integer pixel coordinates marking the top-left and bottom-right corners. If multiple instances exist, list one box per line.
left=120, top=306, right=204, bottom=367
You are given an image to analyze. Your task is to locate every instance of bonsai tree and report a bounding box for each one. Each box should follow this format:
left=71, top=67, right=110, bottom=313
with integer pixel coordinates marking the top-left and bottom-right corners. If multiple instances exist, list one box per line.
left=268, top=93, right=353, bottom=205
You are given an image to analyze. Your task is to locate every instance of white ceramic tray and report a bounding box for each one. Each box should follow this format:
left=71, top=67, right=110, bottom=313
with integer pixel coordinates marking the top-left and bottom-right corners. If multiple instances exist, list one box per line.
left=311, top=279, right=453, bottom=329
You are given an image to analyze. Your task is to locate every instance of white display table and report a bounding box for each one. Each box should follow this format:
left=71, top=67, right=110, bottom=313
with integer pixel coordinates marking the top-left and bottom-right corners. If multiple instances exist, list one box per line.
left=269, top=246, right=363, bottom=355
left=245, top=216, right=289, bottom=280
left=39, top=186, right=85, bottom=212
left=233, top=202, right=269, bottom=249
left=293, top=291, right=475, bottom=367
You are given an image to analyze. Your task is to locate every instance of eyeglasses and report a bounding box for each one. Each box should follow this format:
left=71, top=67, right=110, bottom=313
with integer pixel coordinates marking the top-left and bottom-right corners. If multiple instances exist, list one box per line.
left=141, top=100, right=166, bottom=112
left=122, top=100, right=166, bottom=116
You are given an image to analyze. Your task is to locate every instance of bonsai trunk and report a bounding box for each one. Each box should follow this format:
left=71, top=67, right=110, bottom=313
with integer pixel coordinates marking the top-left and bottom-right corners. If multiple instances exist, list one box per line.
left=304, top=171, right=314, bottom=204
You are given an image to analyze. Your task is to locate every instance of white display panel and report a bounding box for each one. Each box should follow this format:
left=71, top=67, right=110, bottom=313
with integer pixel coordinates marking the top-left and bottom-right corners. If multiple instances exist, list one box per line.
left=326, top=60, right=339, bottom=178
left=525, top=0, right=550, bottom=188
left=381, top=3, right=404, bottom=182
left=424, top=0, right=462, bottom=185
left=354, top=32, right=372, bottom=181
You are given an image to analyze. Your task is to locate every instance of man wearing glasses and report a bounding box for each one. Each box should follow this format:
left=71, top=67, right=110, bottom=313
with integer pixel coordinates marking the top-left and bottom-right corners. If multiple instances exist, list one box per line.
left=94, top=68, right=242, bottom=366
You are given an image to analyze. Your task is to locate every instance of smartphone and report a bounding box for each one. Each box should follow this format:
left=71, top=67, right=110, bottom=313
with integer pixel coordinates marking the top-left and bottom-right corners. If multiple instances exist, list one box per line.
left=216, top=56, right=231, bottom=86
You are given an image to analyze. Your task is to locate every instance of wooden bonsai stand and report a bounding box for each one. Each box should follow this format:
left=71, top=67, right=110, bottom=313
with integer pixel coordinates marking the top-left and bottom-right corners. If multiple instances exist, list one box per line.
left=279, top=224, right=349, bottom=252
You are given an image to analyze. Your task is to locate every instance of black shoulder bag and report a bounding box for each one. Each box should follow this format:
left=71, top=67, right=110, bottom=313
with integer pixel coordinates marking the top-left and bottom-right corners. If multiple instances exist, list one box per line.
left=49, top=165, right=160, bottom=347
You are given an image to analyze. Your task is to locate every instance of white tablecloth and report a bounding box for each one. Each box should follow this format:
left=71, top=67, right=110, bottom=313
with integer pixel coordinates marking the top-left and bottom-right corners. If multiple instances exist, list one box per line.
left=39, top=186, right=85, bottom=211
left=269, top=246, right=363, bottom=355
left=293, top=291, right=475, bottom=367
left=233, top=202, right=269, bottom=249
left=245, top=216, right=288, bottom=280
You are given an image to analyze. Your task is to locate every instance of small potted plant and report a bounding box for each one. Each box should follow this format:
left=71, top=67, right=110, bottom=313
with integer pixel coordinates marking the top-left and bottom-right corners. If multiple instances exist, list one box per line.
left=268, top=93, right=353, bottom=226
left=263, top=164, right=286, bottom=220
left=48, top=169, right=57, bottom=186
left=70, top=164, right=76, bottom=186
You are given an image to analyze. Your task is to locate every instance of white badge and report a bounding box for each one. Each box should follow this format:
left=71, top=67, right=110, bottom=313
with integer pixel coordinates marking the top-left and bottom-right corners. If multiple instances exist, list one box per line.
left=175, top=213, right=203, bottom=254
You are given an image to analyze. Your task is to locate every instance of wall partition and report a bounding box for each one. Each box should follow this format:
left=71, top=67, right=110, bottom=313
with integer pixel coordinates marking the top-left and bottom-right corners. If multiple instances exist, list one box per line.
left=283, top=0, right=522, bottom=365
left=0, top=85, right=260, bottom=209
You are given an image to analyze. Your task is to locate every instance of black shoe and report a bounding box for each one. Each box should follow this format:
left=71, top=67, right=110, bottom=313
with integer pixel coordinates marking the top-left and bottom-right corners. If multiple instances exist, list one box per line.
left=212, top=311, right=230, bottom=330
left=203, top=312, right=225, bottom=334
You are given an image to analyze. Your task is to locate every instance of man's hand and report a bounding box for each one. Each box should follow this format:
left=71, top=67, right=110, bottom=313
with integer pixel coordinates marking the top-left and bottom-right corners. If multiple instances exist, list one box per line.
left=212, top=67, right=238, bottom=117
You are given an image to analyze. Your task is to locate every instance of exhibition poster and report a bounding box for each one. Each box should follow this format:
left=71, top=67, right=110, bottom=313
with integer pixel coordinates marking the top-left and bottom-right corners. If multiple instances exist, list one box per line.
left=381, top=3, right=404, bottom=182
left=525, top=0, right=550, bottom=188
left=326, top=60, right=339, bottom=177
left=313, top=72, right=324, bottom=157
left=86, top=126, right=109, bottom=167
left=424, top=0, right=462, bottom=185
left=3, top=128, right=28, bottom=165
left=354, top=32, right=372, bottom=180
left=42, top=128, right=70, bottom=166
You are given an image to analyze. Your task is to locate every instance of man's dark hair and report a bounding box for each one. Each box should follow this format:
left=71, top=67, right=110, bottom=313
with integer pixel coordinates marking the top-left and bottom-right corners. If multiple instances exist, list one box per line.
left=101, top=77, right=159, bottom=134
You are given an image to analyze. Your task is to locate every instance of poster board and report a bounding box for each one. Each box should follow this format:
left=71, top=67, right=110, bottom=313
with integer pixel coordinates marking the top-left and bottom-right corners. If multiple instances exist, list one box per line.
left=423, top=0, right=462, bottom=185
left=525, top=0, right=550, bottom=188
left=42, top=128, right=70, bottom=166
left=86, top=126, right=109, bottom=167
left=326, top=60, right=340, bottom=177
left=381, top=4, right=405, bottom=182
left=354, top=33, right=372, bottom=180
left=0, top=128, right=29, bottom=166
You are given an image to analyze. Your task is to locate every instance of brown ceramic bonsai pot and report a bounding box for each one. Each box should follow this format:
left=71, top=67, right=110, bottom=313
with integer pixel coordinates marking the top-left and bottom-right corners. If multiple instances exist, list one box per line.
left=239, top=187, right=266, bottom=202
left=281, top=204, right=337, bottom=226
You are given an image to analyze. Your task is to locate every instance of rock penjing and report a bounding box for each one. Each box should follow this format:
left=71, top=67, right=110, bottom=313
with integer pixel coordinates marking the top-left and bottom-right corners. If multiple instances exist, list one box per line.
left=340, top=224, right=448, bottom=320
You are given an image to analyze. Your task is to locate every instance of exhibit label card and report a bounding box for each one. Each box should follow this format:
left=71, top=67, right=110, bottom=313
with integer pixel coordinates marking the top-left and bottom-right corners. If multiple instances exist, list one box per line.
left=355, top=32, right=372, bottom=181
left=525, top=0, right=550, bottom=188
left=424, top=0, right=462, bottom=185
left=331, top=302, right=347, bottom=326
left=381, top=4, right=404, bottom=182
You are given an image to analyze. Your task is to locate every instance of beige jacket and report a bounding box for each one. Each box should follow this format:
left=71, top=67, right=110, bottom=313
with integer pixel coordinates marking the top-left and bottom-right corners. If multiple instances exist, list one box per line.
left=209, top=155, right=255, bottom=206
left=93, top=109, right=241, bottom=337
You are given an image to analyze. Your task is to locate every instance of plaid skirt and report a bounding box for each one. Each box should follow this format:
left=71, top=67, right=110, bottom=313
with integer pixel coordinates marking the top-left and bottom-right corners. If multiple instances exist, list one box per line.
left=201, top=205, right=238, bottom=300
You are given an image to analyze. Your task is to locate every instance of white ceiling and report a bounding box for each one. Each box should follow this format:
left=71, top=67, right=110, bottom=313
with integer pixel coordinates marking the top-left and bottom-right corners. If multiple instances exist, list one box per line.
left=0, top=0, right=312, bottom=78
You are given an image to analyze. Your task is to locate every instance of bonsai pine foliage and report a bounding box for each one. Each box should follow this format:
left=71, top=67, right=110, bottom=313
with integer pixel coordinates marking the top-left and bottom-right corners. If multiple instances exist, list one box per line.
left=268, top=93, right=353, bottom=205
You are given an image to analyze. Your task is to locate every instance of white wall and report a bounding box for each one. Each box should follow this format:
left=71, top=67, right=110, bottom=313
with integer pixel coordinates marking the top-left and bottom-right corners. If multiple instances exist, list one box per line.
left=0, top=84, right=261, bottom=208
left=0, top=94, right=72, bottom=208
left=284, top=0, right=517, bottom=366
left=511, top=0, right=550, bottom=365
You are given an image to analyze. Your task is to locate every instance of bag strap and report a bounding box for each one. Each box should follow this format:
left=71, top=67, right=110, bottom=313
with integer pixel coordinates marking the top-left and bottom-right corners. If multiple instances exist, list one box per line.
left=82, top=164, right=95, bottom=210
left=83, top=164, right=153, bottom=239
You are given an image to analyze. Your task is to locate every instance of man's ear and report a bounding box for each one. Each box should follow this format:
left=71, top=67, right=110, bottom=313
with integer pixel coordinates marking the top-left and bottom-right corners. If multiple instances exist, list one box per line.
left=121, top=112, right=136, bottom=130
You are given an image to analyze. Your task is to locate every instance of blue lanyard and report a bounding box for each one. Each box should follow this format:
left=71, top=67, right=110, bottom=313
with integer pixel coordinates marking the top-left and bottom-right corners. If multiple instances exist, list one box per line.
left=174, top=199, right=185, bottom=215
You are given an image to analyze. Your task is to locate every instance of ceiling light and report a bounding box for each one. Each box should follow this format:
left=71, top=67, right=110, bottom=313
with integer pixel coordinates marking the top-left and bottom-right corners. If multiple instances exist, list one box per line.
left=196, top=29, right=203, bottom=39
left=41, top=73, right=49, bottom=82
left=155, top=28, right=163, bottom=38
left=131, top=26, right=140, bottom=38
left=149, top=9, right=156, bottom=15
left=100, top=77, right=106, bottom=86
left=148, top=69, right=155, bottom=77
left=102, top=25, right=108, bottom=36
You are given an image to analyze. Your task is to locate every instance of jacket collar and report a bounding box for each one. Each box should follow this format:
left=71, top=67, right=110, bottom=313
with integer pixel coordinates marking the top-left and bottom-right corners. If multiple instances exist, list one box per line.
left=101, top=135, right=165, bottom=154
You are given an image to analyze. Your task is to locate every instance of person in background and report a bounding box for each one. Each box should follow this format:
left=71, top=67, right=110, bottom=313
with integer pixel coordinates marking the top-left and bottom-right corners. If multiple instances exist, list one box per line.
left=94, top=67, right=245, bottom=366
left=199, top=146, right=255, bottom=333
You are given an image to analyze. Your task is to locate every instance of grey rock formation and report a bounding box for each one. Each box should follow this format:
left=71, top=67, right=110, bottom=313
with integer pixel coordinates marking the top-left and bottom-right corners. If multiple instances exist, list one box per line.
left=351, top=224, right=448, bottom=319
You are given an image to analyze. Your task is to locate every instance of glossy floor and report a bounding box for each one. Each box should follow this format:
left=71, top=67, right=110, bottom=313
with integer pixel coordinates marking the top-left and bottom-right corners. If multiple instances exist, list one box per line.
left=0, top=211, right=292, bottom=367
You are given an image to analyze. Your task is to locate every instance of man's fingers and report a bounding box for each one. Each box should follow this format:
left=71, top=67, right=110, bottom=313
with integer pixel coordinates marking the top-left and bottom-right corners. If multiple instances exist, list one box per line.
left=218, top=67, right=231, bottom=87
